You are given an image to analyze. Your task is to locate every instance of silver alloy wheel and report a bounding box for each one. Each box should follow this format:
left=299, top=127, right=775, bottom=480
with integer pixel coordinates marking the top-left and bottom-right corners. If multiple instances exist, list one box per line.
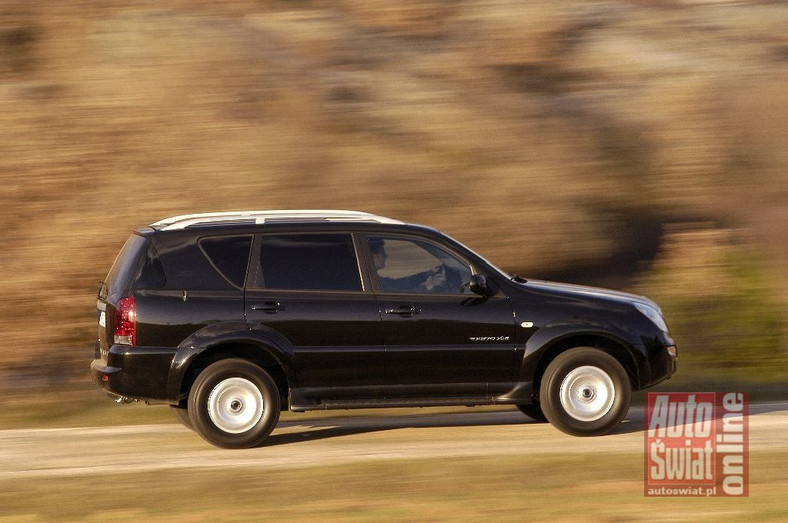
left=206, top=377, right=264, bottom=434
left=559, top=365, right=615, bottom=422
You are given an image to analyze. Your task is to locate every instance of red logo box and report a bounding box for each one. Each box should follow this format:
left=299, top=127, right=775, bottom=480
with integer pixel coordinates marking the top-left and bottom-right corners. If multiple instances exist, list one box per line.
left=645, top=392, right=748, bottom=497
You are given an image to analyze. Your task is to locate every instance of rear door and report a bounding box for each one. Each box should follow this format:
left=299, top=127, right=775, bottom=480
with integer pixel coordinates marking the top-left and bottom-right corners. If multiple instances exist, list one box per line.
left=244, top=232, right=384, bottom=390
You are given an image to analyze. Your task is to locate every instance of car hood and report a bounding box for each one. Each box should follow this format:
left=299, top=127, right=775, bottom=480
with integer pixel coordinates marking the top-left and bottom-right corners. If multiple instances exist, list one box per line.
left=519, top=279, right=659, bottom=310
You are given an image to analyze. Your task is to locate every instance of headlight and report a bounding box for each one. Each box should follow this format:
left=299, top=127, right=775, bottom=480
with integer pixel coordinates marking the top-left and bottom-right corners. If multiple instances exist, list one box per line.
left=634, top=302, right=669, bottom=333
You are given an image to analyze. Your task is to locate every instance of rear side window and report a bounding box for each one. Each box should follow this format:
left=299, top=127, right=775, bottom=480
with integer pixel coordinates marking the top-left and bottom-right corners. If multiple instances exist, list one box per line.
left=104, top=234, right=148, bottom=295
left=136, top=242, right=166, bottom=289
left=258, top=234, right=361, bottom=292
left=200, top=236, right=253, bottom=288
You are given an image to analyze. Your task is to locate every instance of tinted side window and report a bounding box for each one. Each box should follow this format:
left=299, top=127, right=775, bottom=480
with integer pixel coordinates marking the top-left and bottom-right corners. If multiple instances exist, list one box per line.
left=200, top=236, right=252, bottom=288
left=259, top=234, right=361, bottom=292
left=105, top=233, right=148, bottom=295
left=135, top=242, right=166, bottom=289
left=366, top=235, right=473, bottom=294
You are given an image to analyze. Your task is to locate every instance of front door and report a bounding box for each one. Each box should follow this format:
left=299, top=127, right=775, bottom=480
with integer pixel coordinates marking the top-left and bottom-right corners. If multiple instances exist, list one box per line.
left=364, top=234, right=516, bottom=396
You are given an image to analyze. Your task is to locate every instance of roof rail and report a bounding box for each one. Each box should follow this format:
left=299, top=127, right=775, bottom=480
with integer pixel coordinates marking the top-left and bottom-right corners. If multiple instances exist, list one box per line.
left=150, top=210, right=403, bottom=231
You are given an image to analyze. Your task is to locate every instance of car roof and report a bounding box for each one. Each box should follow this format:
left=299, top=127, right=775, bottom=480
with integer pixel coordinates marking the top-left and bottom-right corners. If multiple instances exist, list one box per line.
left=149, top=210, right=404, bottom=231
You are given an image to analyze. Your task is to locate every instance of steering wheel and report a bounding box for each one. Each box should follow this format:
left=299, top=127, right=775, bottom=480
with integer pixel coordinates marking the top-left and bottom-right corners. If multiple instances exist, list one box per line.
left=437, top=265, right=462, bottom=293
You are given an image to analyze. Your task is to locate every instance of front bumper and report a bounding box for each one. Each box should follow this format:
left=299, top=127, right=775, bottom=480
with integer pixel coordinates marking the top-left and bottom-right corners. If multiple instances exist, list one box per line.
left=90, top=344, right=177, bottom=402
left=639, top=337, right=677, bottom=389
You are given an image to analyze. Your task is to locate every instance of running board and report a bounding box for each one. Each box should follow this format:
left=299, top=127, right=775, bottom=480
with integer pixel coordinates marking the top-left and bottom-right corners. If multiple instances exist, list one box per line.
left=290, top=397, right=513, bottom=412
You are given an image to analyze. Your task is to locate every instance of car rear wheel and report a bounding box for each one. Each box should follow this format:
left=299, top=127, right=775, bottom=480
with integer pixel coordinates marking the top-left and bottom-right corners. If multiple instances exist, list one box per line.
left=540, top=347, right=631, bottom=436
left=188, top=359, right=280, bottom=449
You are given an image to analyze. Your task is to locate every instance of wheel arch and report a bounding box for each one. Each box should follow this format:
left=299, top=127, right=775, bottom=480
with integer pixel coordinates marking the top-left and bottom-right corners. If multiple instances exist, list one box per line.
left=174, top=342, right=291, bottom=410
left=524, top=331, right=644, bottom=401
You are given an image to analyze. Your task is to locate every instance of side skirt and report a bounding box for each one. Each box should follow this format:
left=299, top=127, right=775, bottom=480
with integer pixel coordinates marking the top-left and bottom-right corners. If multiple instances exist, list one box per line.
left=288, top=382, right=533, bottom=412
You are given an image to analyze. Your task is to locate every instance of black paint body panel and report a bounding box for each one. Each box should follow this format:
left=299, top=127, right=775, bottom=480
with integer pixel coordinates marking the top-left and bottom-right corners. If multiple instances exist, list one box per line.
left=90, top=219, right=677, bottom=409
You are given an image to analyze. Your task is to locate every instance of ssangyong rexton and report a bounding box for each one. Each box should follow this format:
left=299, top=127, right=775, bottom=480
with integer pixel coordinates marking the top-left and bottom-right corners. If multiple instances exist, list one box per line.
left=91, top=210, right=677, bottom=448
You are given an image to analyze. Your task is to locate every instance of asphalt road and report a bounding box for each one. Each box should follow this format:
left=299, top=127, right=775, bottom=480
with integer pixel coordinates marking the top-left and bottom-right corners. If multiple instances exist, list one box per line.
left=2, top=402, right=786, bottom=480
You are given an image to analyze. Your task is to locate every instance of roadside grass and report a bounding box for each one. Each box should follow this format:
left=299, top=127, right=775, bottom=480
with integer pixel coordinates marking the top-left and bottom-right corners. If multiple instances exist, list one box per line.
left=0, top=451, right=785, bottom=522
left=637, top=227, right=788, bottom=389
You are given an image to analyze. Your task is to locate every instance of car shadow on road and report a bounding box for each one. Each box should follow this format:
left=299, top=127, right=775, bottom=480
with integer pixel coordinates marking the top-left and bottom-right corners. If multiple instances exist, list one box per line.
left=264, top=410, right=535, bottom=446
left=610, top=399, right=788, bottom=436
left=262, top=408, right=657, bottom=446
left=610, top=417, right=646, bottom=435
left=262, top=400, right=788, bottom=446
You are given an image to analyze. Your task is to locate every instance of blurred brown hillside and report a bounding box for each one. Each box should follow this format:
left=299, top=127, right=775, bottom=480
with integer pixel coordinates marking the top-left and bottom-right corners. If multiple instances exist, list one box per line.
left=1, top=1, right=787, bottom=392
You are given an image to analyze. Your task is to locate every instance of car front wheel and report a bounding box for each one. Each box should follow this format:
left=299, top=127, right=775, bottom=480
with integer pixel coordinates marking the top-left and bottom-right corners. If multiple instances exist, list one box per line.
left=540, top=347, right=631, bottom=436
left=188, top=359, right=280, bottom=449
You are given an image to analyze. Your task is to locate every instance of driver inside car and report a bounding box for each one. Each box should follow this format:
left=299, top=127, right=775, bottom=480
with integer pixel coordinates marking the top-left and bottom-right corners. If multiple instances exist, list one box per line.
left=368, top=238, right=446, bottom=292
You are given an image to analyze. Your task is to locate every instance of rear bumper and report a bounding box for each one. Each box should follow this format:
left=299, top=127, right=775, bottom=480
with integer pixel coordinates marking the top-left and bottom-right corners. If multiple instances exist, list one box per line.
left=90, top=345, right=177, bottom=402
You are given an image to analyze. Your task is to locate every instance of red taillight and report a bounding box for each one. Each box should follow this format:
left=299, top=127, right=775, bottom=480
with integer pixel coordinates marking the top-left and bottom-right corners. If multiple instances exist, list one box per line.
left=113, top=297, right=136, bottom=346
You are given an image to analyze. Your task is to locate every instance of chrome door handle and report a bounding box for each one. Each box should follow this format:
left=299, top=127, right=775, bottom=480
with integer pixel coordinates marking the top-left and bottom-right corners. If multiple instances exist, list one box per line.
left=385, top=305, right=421, bottom=317
left=252, top=302, right=285, bottom=313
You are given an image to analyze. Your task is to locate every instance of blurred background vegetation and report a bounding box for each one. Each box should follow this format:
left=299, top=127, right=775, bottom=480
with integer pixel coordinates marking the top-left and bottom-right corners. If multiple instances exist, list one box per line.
left=1, top=0, right=786, bottom=411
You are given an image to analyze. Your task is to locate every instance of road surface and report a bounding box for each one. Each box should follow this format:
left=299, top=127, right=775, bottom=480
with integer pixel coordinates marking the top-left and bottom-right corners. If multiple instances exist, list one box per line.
left=1, top=402, right=785, bottom=480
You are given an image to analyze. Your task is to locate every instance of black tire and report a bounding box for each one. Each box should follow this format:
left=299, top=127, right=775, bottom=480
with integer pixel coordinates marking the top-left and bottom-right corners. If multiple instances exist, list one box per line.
left=516, top=401, right=548, bottom=422
left=188, top=359, right=281, bottom=449
left=539, top=347, right=631, bottom=436
left=170, top=405, right=193, bottom=430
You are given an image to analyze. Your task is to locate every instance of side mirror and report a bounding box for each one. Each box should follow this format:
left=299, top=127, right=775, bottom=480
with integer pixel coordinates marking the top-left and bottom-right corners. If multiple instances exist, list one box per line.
left=469, top=274, right=491, bottom=296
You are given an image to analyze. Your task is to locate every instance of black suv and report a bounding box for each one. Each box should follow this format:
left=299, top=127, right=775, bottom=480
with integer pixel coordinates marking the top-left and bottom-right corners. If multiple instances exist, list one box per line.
left=91, top=210, right=676, bottom=448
